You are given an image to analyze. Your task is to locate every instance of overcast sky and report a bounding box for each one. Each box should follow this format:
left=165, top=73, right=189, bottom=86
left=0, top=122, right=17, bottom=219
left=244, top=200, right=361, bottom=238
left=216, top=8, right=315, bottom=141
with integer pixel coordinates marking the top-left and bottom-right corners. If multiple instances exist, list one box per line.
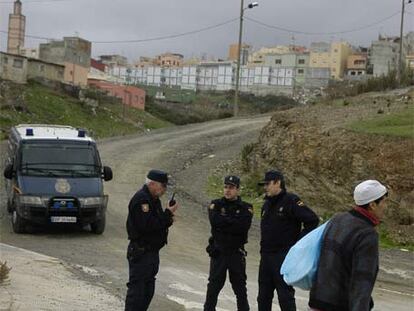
left=1, top=0, right=413, bottom=62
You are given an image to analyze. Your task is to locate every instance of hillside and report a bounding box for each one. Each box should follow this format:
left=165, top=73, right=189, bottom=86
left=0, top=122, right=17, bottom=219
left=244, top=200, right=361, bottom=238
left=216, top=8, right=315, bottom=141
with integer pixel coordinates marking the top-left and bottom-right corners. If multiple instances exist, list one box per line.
left=0, top=80, right=171, bottom=140
left=239, top=87, right=413, bottom=246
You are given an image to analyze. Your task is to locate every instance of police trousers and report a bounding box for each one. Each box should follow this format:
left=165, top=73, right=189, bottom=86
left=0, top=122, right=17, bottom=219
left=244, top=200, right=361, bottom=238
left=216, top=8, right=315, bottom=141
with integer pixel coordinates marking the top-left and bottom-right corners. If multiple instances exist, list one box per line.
left=257, top=250, right=296, bottom=311
left=204, top=250, right=249, bottom=311
left=125, top=242, right=159, bottom=311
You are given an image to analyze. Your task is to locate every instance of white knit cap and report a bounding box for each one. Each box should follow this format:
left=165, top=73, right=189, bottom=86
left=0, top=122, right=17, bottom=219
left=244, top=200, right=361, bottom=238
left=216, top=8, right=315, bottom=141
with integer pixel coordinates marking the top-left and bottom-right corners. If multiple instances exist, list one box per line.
left=354, top=180, right=387, bottom=205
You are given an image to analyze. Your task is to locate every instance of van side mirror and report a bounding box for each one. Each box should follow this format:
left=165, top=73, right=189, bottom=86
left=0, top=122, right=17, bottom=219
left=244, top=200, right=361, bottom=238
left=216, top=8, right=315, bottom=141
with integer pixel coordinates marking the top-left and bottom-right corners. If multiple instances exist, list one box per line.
left=4, top=163, right=14, bottom=179
left=102, top=166, right=113, bottom=181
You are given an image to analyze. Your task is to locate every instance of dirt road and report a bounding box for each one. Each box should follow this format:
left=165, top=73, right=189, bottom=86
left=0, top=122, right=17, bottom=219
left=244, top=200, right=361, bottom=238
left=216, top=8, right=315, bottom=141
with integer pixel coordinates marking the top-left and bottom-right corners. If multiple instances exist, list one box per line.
left=1, top=115, right=413, bottom=310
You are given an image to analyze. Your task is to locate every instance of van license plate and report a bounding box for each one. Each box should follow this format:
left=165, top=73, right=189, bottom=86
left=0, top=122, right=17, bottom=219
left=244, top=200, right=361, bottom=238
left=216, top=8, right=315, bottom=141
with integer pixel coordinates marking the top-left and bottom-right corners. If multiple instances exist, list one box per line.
left=50, top=216, right=77, bottom=223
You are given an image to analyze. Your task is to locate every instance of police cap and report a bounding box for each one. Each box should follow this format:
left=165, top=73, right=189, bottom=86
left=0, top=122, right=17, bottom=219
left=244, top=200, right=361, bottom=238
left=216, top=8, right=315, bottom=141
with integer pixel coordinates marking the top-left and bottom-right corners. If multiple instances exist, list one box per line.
left=258, top=170, right=284, bottom=185
left=147, top=169, right=169, bottom=185
left=224, top=175, right=240, bottom=188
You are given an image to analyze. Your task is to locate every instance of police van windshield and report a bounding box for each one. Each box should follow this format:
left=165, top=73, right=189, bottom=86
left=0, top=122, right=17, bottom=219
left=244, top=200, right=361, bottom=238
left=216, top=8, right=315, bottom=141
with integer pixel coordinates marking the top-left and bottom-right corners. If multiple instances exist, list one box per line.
left=19, top=141, right=101, bottom=177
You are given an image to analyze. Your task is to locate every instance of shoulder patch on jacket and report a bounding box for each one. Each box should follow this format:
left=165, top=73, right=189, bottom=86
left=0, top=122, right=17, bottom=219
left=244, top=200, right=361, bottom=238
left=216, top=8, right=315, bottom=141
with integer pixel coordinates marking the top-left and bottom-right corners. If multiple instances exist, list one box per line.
left=142, top=204, right=150, bottom=212
left=297, top=200, right=305, bottom=207
left=209, top=203, right=215, bottom=210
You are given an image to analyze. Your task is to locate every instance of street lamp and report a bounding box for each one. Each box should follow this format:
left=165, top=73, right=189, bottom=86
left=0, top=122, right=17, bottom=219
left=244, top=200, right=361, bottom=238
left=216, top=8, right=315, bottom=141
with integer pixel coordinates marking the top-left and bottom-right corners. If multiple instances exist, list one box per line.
left=398, top=0, right=412, bottom=84
left=234, top=0, right=259, bottom=117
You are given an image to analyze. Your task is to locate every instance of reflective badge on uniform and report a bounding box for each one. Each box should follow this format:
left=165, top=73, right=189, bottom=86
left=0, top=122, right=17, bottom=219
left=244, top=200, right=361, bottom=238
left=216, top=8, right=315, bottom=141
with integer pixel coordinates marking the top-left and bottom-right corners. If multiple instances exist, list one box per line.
left=279, top=207, right=284, bottom=212
left=236, top=209, right=240, bottom=214
left=142, top=204, right=149, bottom=212
left=248, top=207, right=253, bottom=214
left=297, top=201, right=305, bottom=207
left=209, top=203, right=215, bottom=210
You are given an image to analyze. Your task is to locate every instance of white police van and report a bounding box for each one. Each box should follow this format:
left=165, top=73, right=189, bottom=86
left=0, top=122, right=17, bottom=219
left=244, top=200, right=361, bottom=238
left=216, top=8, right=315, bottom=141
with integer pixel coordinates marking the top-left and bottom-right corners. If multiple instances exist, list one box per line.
left=3, top=124, right=113, bottom=234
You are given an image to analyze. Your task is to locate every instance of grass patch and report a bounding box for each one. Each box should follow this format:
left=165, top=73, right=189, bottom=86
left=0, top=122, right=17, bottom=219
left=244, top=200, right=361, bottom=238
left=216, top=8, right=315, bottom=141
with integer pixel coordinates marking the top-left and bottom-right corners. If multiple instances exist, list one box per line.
left=378, top=227, right=414, bottom=251
left=0, top=81, right=171, bottom=140
left=347, top=106, right=414, bottom=138
left=142, top=87, right=299, bottom=125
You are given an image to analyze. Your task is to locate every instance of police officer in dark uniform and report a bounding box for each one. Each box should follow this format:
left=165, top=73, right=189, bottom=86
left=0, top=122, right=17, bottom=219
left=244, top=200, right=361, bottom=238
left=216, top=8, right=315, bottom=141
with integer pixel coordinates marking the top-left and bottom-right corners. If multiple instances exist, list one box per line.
left=125, top=169, right=179, bottom=311
left=204, top=175, right=253, bottom=311
left=257, top=170, right=319, bottom=311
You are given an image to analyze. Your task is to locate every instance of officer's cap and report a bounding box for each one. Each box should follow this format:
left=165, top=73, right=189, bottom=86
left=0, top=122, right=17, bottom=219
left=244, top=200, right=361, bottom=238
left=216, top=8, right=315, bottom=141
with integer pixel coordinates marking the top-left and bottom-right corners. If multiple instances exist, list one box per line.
left=224, top=175, right=240, bottom=188
left=258, top=170, right=284, bottom=185
left=147, top=169, right=169, bottom=185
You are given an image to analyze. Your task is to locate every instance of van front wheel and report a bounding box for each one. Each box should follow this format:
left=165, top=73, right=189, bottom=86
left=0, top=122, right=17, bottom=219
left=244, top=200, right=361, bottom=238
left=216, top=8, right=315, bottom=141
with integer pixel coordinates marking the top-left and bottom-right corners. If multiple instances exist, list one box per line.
left=12, top=210, right=27, bottom=233
left=91, top=215, right=106, bottom=234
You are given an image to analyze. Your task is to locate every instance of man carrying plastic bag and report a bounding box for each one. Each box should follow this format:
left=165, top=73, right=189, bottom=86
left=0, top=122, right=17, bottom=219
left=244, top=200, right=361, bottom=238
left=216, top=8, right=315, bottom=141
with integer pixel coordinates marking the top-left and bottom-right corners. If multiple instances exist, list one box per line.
left=282, top=180, right=387, bottom=311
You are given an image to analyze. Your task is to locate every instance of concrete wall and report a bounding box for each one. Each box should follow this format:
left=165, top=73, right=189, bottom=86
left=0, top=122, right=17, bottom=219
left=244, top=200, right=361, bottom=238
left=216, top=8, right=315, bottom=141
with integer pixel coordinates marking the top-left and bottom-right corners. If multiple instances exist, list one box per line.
left=27, top=59, right=65, bottom=82
left=39, top=37, right=91, bottom=85
left=63, top=62, right=89, bottom=86
left=371, top=40, right=399, bottom=77
left=0, top=52, right=27, bottom=83
left=264, top=53, right=297, bottom=67
left=304, top=68, right=331, bottom=88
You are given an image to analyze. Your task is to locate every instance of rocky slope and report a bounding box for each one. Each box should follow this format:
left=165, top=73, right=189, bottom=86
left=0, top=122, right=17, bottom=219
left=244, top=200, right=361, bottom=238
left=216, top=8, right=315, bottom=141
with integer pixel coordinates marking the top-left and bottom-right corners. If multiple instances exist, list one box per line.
left=244, top=88, right=414, bottom=245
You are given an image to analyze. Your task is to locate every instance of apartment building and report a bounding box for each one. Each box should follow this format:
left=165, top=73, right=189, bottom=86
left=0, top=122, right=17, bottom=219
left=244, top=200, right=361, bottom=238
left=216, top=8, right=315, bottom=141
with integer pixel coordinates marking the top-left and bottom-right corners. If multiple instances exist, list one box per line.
left=155, top=53, right=184, bottom=67
left=99, top=55, right=128, bottom=68
left=228, top=43, right=251, bottom=65
left=347, top=53, right=368, bottom=77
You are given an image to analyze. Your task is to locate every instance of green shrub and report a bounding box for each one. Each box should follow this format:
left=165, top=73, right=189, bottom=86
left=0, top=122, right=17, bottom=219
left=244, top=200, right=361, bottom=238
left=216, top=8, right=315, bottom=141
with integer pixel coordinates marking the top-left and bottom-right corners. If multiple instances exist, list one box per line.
left=0, top=261, right=11, bottom=285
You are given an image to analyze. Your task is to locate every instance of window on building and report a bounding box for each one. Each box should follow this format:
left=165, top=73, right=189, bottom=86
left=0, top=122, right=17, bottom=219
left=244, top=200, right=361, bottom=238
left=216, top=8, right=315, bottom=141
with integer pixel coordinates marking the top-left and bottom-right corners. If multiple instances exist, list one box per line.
left=298, top=69, right=304, bottom=75
left=298, top=59, right=305, bottom=64
left=334, top=49, right=338, bottom=53
left=275, top=59, right=282, bottom=64
left=13, top=58, right=23, bottom=68
left=39, top=65, right=45, bottom=72
left=4, top=57, right=8, bottom=64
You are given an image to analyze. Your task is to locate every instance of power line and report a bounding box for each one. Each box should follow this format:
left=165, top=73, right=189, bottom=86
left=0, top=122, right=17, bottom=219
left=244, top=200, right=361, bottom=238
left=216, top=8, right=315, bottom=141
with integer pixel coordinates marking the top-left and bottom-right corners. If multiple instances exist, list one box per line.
left=0, top=0, right=74, bottom=4
left=0, top=18, right=238, bottom=44
left=245, top=11, right=402, bottom=36
left=0, top=30, right=57, bottom=41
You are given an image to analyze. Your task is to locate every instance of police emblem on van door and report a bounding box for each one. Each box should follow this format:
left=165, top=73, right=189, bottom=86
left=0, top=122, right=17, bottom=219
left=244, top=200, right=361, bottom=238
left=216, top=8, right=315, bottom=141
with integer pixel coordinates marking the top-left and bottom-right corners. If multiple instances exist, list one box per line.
left=55, top=179, right=70, bottom=194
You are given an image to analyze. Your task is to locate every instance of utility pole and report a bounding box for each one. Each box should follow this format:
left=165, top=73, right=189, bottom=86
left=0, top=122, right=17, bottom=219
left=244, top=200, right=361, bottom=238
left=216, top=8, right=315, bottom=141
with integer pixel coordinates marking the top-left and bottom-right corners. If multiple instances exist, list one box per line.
left=398, top=0, right=412, bottom=84
left=234, top=1, right=258, bottom=117
left=234, top=0, right=245, bottom=117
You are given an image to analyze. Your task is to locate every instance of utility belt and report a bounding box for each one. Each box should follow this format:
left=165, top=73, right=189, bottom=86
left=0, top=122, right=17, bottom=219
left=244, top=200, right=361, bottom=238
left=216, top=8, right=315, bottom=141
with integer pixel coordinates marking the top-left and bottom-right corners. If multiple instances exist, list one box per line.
left=206, top=237, right=247, bottom=258
left=128, top=240, right=159, bottom=258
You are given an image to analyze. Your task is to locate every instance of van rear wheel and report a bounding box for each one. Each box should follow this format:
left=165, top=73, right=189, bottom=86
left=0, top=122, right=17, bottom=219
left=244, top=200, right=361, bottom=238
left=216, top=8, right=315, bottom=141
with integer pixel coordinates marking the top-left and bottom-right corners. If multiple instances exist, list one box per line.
left=91, top=215, right=106, bottom=234
left=12, top=210, right=27, bottom=234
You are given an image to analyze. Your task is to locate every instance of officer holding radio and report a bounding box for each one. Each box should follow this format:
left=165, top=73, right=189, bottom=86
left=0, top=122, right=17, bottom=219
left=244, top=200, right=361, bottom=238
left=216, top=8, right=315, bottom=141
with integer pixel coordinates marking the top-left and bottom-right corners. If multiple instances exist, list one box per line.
left=204, top=175, right=253, bottom=311
left=125, top=169, right=179, bottom=311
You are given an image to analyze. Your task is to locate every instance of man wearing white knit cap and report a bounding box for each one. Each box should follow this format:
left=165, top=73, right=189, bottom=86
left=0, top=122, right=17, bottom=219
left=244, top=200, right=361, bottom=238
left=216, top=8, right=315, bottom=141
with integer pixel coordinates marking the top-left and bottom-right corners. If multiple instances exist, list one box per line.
left=308, top=180, right=388, bottom=311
